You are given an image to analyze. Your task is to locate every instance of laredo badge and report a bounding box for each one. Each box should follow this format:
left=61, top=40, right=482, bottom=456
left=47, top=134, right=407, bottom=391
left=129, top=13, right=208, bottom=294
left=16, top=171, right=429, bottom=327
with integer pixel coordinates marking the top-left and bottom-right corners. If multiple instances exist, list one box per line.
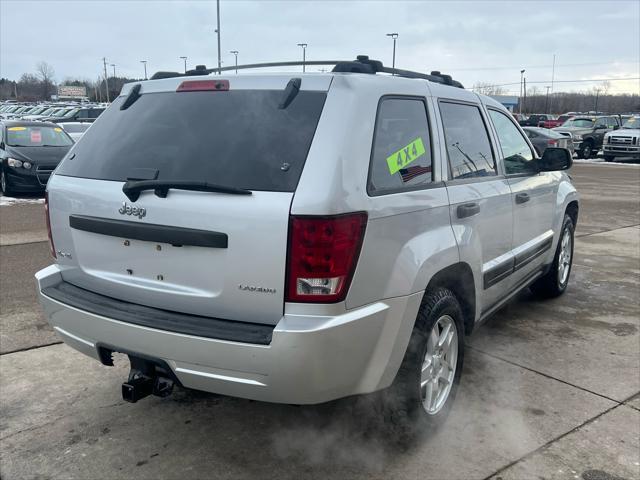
left=386, top=137, right=426, bottom=175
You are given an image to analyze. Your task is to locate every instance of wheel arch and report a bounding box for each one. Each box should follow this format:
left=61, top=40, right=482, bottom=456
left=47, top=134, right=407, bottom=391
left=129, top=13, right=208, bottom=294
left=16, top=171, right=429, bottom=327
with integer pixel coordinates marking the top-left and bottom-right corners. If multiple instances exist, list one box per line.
left=424, top=262, right=476, bottom=336
left=565, top=200, right=579, bottom=226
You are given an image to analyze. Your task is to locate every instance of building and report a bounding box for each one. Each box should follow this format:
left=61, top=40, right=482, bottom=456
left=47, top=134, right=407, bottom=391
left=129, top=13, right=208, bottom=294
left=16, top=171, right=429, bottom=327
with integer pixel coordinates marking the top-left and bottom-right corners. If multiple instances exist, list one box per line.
left=489, top=95, right=519, bottom=112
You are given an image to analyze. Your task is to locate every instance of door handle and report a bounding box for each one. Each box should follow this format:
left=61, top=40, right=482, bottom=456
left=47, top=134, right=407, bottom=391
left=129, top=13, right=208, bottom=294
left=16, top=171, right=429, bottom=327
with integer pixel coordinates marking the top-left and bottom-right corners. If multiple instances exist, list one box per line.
left=457, top=202, right=480, bottom=219
left=515, top=193, right=530, bottom=204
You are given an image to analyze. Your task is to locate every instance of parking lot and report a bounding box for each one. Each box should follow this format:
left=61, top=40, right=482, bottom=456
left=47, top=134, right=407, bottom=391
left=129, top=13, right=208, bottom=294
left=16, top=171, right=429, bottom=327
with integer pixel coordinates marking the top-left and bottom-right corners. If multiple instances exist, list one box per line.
left=0, top=162, right=638, bottom=479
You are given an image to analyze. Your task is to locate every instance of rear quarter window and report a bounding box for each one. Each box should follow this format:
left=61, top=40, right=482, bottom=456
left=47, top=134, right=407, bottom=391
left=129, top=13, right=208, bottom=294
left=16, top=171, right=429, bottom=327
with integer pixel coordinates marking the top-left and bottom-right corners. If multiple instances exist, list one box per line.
left=368, top=97, right=433, bottom=195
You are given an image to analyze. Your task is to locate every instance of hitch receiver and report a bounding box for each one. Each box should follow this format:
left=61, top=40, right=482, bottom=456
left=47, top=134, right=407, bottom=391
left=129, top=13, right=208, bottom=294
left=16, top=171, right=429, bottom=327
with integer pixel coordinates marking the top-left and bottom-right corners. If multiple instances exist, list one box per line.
left=121, top=356, right=175, bottom=403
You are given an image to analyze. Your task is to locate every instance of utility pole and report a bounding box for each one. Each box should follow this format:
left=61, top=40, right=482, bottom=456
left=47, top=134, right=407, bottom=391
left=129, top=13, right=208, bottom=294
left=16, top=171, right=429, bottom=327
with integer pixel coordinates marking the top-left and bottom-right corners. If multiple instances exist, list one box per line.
left=386, top=33, right=398, bottom=73
left=297, top=43, right=307, bottom=72
left=545, top=86, right=551, bottom=114
left=519, top=69, right=525, bottom=114
left=215, top=0, right=222, bottom=74
left=102, top=57, right=110, bottom=103
left=550, top=54, right=556, bottom=113
left=180, top=56, right=187, bottom=73
left=230, top=50, right=238, bottom=74
left=523, top=77, right=527, bottom=114
left=13, top=82, right=18, bottom=99
left=594, top=88, right=600, bottom=112
left=140, top=60, right=148, bottom=80
left=111, top=64, right=116, bottom=78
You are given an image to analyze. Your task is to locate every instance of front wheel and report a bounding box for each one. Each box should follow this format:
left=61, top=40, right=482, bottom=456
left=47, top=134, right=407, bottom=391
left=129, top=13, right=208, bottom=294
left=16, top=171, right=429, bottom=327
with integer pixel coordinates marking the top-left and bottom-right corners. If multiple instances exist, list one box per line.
left=531, top=214, right=575, bottom=298
left=0, top=170, right=13, bottom=196
left=578, top=142, right=593, bottom=159
left=604, top=155, right=615, bottom=162
left=383, top=288, right=465, bottom=435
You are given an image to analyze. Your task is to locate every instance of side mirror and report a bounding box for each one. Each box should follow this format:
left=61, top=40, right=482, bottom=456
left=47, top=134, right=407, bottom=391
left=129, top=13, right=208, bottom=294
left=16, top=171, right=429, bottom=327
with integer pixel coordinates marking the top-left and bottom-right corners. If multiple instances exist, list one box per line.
left=538, top=147, right=572, bottom=172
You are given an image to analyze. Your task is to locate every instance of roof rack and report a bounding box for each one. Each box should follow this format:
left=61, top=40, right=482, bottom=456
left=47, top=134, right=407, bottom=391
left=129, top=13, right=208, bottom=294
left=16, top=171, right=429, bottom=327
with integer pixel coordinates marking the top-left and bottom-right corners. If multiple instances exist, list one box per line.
left=150, top=55, right=464, bottom=88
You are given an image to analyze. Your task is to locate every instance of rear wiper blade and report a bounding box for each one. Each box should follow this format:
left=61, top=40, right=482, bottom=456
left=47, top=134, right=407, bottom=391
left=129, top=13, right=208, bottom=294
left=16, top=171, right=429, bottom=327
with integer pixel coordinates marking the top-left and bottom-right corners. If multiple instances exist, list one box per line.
left=122, top=180, right=252, bottom=202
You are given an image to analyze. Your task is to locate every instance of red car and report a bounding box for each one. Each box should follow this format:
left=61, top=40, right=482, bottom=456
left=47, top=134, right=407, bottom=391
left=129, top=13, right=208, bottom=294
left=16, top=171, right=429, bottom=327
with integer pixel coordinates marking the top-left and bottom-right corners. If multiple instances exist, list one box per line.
left=539, top=115, right=572, bottom=129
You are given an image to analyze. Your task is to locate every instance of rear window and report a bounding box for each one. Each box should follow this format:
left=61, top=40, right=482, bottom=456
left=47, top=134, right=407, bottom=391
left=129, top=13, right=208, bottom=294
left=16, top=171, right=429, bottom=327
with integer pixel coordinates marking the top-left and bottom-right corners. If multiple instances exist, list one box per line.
left=56, top=89, right=327, bottom=192
left=6, top=125, right=73, bottom=147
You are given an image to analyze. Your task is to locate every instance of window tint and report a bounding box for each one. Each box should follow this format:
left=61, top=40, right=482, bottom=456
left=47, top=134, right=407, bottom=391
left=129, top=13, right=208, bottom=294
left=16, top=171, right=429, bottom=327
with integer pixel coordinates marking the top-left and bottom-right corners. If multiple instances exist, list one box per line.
left=368, top=98, right=432, bottom=194
left=439, top=102, right=496, bottom=180
left=489, top=109, right=535, bottom=175
left=56, top=90, right=327, bottom=192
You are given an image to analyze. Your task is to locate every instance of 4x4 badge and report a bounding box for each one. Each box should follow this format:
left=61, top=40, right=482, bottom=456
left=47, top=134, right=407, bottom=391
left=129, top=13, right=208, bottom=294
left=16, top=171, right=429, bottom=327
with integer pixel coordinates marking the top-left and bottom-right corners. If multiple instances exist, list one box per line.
left=118, top=202, right=146, bottom=219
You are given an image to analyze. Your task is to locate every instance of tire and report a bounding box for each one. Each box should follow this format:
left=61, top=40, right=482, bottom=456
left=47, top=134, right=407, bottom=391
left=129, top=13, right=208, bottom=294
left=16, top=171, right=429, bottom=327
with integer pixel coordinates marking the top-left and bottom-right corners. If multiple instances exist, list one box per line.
left=531, top=214, right=575, bottom=298
left=578, top=141, right=593, bottom=159
left=0, top=169, right=13, bottom=196
left=381, top=288, right=465, bottom=439
left=604, top=155, right=615, bottom=162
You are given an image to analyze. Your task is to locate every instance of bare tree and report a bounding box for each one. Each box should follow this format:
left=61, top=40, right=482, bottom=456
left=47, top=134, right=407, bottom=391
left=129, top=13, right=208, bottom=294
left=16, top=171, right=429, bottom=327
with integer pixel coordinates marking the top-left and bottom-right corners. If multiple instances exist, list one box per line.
left=472, top=82, right=507, bottom=96
left=35, top=61, right=55, bottom=99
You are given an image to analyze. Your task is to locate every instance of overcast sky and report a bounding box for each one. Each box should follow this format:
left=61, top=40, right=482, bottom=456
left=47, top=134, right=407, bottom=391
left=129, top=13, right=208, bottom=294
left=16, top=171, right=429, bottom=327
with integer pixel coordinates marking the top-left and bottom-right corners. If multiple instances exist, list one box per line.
left=1, top=0, right=639, bottom=94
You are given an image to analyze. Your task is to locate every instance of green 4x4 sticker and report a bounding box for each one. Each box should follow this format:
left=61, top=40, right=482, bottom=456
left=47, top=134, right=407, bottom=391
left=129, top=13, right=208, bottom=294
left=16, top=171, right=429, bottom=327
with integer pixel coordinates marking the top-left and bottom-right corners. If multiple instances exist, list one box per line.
left=386, top=137, right=426, bottom=175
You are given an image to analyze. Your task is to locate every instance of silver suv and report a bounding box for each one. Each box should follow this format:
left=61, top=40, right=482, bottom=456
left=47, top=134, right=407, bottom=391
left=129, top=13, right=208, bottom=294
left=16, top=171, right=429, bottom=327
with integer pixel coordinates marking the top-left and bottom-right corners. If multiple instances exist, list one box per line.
left=36, top=57, right=579, bottom=431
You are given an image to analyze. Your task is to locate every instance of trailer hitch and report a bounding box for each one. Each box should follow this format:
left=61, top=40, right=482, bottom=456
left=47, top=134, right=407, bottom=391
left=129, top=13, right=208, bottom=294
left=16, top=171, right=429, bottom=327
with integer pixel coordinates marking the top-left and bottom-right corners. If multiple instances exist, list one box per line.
left=121, top=355, right=175, bottom=403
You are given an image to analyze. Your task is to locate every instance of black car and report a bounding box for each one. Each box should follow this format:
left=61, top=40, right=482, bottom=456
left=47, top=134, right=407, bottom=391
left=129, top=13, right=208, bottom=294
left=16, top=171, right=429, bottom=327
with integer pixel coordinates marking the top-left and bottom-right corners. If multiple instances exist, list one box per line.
left=519, top=114, right=553, bottom=127
left=0, top=121, right=74, bottom=195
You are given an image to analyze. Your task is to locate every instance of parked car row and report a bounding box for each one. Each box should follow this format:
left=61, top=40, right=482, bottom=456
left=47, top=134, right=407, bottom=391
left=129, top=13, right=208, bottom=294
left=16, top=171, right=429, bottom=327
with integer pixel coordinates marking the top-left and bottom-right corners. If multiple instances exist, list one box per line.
left=0, top=101, right=106, bottom=124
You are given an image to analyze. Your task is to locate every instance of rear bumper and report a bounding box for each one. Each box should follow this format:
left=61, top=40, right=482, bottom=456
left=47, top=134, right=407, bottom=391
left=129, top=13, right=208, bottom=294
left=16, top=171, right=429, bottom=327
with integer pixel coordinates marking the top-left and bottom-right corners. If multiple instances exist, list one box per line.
left=36, top=265, right=421, bottom=404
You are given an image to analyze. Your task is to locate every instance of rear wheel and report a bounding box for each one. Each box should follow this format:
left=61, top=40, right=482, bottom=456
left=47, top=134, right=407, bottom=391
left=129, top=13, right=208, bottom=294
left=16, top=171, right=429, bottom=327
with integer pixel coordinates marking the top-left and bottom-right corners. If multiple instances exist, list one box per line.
left=382, top=288, right=464, bottom=437
left=531, top=214, right=575, bottom=298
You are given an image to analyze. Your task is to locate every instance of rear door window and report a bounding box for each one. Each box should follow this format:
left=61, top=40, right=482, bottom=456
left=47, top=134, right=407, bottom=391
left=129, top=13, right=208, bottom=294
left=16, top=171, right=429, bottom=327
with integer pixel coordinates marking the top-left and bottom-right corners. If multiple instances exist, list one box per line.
left=368, top=97, right=433, bottom=195
left=56, top=89, right=327, bottom=192
left=439, top=101, right=496, bottom=180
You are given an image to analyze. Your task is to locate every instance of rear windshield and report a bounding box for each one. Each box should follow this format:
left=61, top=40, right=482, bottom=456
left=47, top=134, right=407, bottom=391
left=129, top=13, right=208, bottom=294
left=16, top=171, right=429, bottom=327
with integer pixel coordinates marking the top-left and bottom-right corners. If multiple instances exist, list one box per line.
left=6, top=125, right=73, bottom=147
left=56, top=89, right=327, bottom=192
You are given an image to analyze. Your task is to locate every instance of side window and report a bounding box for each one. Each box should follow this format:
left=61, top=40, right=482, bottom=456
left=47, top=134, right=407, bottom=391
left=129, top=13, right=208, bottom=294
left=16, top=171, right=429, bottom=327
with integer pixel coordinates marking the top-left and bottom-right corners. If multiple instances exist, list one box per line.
left=488, top=109, right=535, bottom=175
left=594, top=118, right=607, bottom=128
left=524, top=129, right=537, bottom=139
left=368, top=98, right=432, bottom=194
left=608, top=117, right=618, bottom=128
left=439, top=101, right=496, bottom=180
left=77, top=110, right=89, bottom=119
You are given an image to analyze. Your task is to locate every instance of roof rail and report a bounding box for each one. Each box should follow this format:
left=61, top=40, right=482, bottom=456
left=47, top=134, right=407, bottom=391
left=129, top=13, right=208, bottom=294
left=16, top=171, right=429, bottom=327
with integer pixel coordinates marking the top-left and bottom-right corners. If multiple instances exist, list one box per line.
left=149, top=56, right=464, bottom=88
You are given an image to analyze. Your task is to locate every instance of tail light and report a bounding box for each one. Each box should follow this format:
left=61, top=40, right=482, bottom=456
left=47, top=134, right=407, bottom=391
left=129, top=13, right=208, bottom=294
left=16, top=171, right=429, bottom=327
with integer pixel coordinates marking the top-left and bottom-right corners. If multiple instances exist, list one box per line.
left=44, top=192, right=56, bottom=259
left=176, top=80, right=229, bottom=92
left=286, top=213, right=367, bottom=303
left=547, top=139, right=558, bottom=146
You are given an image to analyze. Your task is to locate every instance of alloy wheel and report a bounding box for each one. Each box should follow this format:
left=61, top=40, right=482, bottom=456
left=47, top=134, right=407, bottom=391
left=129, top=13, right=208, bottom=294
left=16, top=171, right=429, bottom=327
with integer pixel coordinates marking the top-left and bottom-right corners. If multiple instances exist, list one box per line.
left=557, top=229, right=572, bottom=285
left=420, top=315, right=458, bottom=415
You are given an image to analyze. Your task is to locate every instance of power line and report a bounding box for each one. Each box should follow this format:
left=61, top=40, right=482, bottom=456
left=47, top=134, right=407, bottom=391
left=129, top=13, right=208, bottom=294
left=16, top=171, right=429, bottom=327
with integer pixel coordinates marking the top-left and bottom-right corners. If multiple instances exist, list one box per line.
left=451, top=60, right=639, bottom=72
left=467, top=77, right=640, bottom=89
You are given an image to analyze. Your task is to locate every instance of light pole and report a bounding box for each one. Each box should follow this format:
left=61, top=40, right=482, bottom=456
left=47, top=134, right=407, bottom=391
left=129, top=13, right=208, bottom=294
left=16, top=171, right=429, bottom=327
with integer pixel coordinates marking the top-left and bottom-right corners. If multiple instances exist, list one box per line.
left=594, top=89, right=601, bottom=112
left=215, top=0, right=221, bottom=74
left=110, top=64, right=116, bottom=78
left=102, top=57, right=110, bottom=103
left=545, top=86, right=551, bottom=114
left=230, top=50, right=238, bottom=74
left=386, top=33, right=398, bottom=72
left=297, top=43, right=307, bottom=72
left=140, top=60, right=147, bottom=80
left=180, top=56, right=187, bottom=73
left=519, top=69, right=525, bottom=114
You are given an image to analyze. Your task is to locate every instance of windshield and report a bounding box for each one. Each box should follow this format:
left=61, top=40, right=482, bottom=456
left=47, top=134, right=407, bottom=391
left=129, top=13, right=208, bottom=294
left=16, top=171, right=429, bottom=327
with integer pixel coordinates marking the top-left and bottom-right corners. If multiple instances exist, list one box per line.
left=622, top=117, right=640, bottom=129
left=5, top=125, right=74, bottom=147
left=51, top=108, right=72, bottom=118
left=57, top=89, right=327, bottom=192
left=561, top=118, right=594, bottom=128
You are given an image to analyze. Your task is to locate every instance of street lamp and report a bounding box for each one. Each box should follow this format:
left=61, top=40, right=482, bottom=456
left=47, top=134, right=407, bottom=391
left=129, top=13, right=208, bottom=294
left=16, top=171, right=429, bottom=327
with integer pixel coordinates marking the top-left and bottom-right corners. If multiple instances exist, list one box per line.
left=386, top=33, right=398, bottom=73
left=110, top=64, right=116, bottom=78
left=140, top=60, right=147, bottom=80
left=180, top=56, right=187, bottom=73
left=230, top=50, right=238, bottom=74
left=545, top=86, right=551, bottom=114
left=519, top=69, right=525, bottom=114
left=297, top=43, right=307, bottom=72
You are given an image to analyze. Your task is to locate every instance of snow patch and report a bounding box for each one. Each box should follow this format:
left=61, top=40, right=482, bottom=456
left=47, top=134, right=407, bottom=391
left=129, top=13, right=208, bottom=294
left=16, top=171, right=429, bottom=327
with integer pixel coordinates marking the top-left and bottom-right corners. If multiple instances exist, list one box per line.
left=0, top=195, right=45, bottom=206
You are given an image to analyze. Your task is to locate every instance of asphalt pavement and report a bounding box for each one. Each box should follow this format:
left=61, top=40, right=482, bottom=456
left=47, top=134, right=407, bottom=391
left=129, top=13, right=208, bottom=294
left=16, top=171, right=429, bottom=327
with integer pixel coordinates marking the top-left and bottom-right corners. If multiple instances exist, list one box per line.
left=0, top=163, right=638, bottom=480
